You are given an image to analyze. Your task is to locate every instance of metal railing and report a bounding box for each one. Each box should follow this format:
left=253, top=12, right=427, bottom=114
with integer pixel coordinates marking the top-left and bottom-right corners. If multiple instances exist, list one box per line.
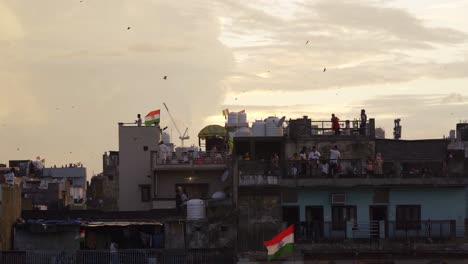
left=283, top=159, right=453, bottom=179
left=296, top=220, right=457, bottom=242
left=237, top=158, right=463, bottom=186
left=310, top=120, right=371, bottom=136
left=0, top=249, right=235, bottom=264
left=151, top=151, right=228, bottom=168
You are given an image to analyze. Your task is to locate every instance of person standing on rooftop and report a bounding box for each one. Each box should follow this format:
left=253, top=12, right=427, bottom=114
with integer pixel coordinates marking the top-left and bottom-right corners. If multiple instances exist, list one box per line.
left=135, top=114, right=142, bottom=126
left=331, top=114, right=341, bottom=135
left=360, top=109, right=367, bottom=136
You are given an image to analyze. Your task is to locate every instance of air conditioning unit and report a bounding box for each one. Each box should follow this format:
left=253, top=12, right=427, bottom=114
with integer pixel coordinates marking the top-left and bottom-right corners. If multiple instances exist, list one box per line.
left=331, top=193, right=346, bottom=204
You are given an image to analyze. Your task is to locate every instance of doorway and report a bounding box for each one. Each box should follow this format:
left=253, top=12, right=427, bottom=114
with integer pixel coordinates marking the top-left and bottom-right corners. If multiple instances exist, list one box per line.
left=369, top=205, right=388, bottom=238
left=305, top=206, right=324, bottom=241
left=282, top=206, right=300, bottom=226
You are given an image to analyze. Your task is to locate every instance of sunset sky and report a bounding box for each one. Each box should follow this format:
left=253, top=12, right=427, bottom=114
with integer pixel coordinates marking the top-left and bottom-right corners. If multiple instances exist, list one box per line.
left=1, top=0, right=467, bottom=176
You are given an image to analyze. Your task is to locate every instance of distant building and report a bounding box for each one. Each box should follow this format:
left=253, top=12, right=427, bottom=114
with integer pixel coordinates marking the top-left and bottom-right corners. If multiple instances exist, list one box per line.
left=42, top=167, right=87, bottom=206
left=118, top=122, right=161, bottom=211
left=0, top=184, right=21, bottom=250
left=21, top=178, right=71, bottom=210
left=87, top=151, right=119, bottom=210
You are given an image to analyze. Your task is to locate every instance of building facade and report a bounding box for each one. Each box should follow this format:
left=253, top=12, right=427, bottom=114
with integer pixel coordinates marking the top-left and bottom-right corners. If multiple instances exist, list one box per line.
left=233, top=119, right=468, bottom=262
left=118, top=123, right=161, bottom=211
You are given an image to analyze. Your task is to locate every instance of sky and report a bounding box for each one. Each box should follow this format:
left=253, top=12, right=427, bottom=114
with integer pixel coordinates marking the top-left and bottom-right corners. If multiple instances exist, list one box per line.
left=0, top=0, right=467, bottom=177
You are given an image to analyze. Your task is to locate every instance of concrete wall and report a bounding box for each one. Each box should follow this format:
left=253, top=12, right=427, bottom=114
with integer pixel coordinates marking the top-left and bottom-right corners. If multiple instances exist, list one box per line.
left=118, top=124, right=160, bottom=211
left=375, top=139, right=448, bottom=160
left=156, top=170, right=229, bottom=199
left=0, top=185, right=22, bottom=250
left=42, top=167, right=87, bottom=188
left=13, top=227, right=80, bottom=250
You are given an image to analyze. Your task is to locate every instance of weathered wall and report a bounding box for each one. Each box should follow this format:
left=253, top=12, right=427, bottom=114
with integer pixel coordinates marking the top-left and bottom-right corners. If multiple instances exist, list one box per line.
left=0, top=185, right=22, bottom=250
left=375, top=139, right=448, bottom=160
left=118, top=124, right=160, bottom=211
left=185, top=219, right=236, bottom=249
left=13, top=227, right=80, bottom=250
left=164, top=221, right=185, bottom=249
left=156, top=171, right=228, bottom=199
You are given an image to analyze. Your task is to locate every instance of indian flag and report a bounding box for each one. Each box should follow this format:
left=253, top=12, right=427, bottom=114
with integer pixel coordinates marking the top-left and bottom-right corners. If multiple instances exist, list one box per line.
left=145, top=109, right=160, bottom=126
left=75, top=229, right=85, bottom=241
left=264, top=225, right=294, bottom=261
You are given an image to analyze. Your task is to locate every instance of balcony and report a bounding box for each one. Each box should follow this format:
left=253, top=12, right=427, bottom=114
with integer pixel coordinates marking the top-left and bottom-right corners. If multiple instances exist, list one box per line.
left=237, top=159, right=468, bottom=187
left=296, top=220, right=457, bottom=242
left=151, top=151, right=228, bottom=171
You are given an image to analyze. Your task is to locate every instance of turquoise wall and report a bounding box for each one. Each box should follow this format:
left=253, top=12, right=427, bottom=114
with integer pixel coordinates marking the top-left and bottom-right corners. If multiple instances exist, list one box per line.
left=283, top=187, right=466, bottom=236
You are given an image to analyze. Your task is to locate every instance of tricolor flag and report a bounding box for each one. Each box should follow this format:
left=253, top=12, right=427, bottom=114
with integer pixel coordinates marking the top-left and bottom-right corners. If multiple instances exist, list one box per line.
left=264, top=225, right=294, bottom=261
left=145, top=109, right=160, bottom=126
left=75, top=229, right=85, bottom=241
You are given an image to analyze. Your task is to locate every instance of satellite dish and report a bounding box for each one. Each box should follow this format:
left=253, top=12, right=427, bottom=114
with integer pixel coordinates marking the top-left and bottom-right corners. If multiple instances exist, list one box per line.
left=276, top=116, right=286, bottom=127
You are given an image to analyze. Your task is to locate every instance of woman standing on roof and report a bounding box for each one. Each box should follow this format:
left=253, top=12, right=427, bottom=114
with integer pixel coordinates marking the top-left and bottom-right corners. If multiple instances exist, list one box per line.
left=331, top=114, right=341, bottom=135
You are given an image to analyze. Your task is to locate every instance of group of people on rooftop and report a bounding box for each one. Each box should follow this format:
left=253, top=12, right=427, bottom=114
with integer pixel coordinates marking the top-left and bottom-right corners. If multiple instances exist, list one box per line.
left=331, top=109, right=367, bottom=136
left=290, top=145, right=341, bottom=177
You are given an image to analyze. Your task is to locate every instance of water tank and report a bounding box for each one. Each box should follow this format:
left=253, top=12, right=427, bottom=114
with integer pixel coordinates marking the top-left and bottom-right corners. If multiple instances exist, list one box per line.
left=252, top=120, right=266, bottom=137
left=238, top=112, right=248, bottom=127
left=265, top=117, right=284, bottom=136
left=227, top=112, right=238, bottom=127
left=162, top=132, right=170, bottom=144
left=187, top=199, right=206, bottom=220
left=234, top=127, right=252, bottom=137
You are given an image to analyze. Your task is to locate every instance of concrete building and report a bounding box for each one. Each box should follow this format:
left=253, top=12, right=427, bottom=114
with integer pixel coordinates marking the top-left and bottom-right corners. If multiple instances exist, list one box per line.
left=118, top=122, right=161, bottom=211
left=233, top=118, right=468, bottom=263
left=42, top=167, right=87, bottom=206
left=21, top=178, right=71, bottom=210
left=87, top=151, right=119, bottom=210
left=0, top=184, right=22, bottom=250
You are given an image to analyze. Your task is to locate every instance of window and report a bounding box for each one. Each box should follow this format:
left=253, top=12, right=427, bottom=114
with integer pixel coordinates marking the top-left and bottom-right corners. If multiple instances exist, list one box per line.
left=396, top=205, right=421, bottom=230
left=332, top=206, right=357, bottom=230
left=143, top=146, right=148, bottom=151
left=140, top=185, right=151, bottom=202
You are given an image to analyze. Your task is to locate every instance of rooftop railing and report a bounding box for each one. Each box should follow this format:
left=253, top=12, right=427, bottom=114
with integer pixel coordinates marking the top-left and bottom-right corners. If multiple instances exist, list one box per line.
left=151, top=151, right=228, bottom=169
left=309, top=120, right=372, bottom=136
left=297, top=220, right=457, bottom=242
left=237, top=159, right=463, bottom=186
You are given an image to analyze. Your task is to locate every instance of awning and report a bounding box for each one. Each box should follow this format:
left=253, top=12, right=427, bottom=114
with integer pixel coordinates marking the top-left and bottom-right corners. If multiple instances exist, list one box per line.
left=198, top=125, right=226, bottom=139
left=84, top=221, right=162, bottom=227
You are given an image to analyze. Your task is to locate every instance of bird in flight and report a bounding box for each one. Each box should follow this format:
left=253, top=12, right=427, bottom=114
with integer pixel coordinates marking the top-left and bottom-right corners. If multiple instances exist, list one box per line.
left=235, top=98, right=238, bottom=101
left=323, top=68, right=326, bottom=72
left=127, top=27, right=131, bottom=30
left=163, top=76, right=167, bottom=80
left=305, top=40, right=309, bottom=45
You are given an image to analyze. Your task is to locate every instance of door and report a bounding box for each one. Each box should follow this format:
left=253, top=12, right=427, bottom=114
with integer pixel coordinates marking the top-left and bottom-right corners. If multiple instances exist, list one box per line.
left=282, top=206, right=300, bottom=241
left=305, top=206, right=324, bottom=241
left=369, top=205, right=388, bottom=238
left=282, top=206, right=300, bottom=226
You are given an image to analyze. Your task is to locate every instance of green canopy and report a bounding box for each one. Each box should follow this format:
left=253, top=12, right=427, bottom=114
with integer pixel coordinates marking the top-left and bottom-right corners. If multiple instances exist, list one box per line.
left=198, top=125, right=226, bottom=139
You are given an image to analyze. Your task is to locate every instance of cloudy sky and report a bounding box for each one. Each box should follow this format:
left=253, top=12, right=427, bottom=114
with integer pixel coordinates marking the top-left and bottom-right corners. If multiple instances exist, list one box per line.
left=1, top=0, right=467, bottom=176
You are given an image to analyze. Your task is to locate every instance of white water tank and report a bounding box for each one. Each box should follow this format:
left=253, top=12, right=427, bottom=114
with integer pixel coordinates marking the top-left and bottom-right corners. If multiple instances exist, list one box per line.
left=252, top=120, right=266, bottom=137
left=265, top=117, right=284, bottom=136
left=238, top=112, right=248, bottom=127
left=162, top=132, right=170, bottom=144
left=234, top=127, right=252, bottom=137
left=227, top=112, right=238, bottom=126
left=187, top=199, right=206, bottom=220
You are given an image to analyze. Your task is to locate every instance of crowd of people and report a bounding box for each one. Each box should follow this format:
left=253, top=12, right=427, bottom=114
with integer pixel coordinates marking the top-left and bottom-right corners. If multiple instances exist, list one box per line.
left=288, top=145, right=385, bottom=178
